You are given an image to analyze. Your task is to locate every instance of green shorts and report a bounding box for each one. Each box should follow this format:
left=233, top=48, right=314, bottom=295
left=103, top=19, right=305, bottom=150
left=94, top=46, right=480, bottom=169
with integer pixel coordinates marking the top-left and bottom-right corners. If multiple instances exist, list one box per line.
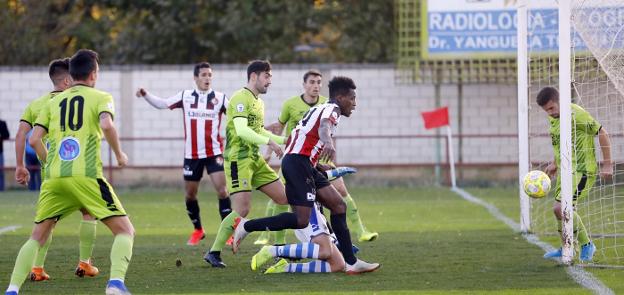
left=554, top=172, right=596, bottom=205
left=225, top=155, right=280, bottom=195
left=35, top=176, right=126, bottom=223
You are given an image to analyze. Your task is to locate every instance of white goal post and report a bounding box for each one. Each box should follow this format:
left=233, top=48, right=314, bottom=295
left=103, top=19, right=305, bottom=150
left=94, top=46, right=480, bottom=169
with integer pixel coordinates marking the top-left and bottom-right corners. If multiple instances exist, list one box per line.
left=518, top=0, right=624, bottom=267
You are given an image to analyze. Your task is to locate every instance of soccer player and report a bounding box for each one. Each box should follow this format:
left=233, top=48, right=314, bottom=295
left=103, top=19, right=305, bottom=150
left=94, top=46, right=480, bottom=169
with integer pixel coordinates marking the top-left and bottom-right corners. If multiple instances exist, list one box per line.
left=251, top=202, right=345, bottom=274
left=537, top=87, right=613, bottom=262
left=232, top=76, right=380, bottom=274
left=203, top=60, right=289, bottom=268
left=14, top=58, right=100, bottom=281
left=136, top=62, right=231, bottom=246
left=256, top=70, right=377, bottom=245
left=5, top=49, right=135, bottom=295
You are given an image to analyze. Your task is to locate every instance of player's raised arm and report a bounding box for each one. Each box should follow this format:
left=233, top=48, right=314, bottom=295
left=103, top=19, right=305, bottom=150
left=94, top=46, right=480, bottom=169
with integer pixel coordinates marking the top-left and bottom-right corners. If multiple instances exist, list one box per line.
left=100, top=112, right=127, bottom=167
left=136, top=88, right=182, bottom=110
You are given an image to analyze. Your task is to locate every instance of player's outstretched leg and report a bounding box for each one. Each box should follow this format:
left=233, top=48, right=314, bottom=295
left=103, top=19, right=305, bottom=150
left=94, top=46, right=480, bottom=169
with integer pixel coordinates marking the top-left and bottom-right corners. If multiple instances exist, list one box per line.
left=272, top=204, right=290, bottom=245
left=204, top=211, right=241, bottom=267
left=332, top=178, right=378, bottom=242
left=251, top=243, right=322, bottom=270
left=6, top=220, right=55, bottom=295
left=317, top=185, right=380, bottom=274
left=7, top=239, right=41, bottom=294
left=265, top=259, right=333, bottom=274
left=254, top=200, right=276, bottom=245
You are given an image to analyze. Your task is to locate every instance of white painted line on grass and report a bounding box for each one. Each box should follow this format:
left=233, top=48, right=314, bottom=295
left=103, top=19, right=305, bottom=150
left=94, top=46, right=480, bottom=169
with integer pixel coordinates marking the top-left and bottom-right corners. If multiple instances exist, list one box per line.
left=0, top=225, right=21, bottom=235
left=451, top=187, right=614, bottom=295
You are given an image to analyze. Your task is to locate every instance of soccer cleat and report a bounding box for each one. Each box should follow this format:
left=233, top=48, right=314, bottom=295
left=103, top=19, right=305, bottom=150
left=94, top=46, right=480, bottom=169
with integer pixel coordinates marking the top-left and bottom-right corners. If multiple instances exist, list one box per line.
left=5, top=291, right=18, bottom=295
left=358, top=231, right=379, bottom=242
left=251, top=246, right=274, bottom=271
left=105, top=279, right=131, bottom=295
left=264, top=258, right=288, bottom=274
left=345, top=259, right=381, bottom=275
left=75, top=259, right=99, bottom=277
left=580, top=242, right=596, bottom=262
left=29, top=267, right=50, bottom=281
left=231, top=217, right=249, bottom=254
left=187, top=229, right=206, bottom=246
left=204, top=251, right=226, bottom=268
left=543, top=248, right=563, bottom=260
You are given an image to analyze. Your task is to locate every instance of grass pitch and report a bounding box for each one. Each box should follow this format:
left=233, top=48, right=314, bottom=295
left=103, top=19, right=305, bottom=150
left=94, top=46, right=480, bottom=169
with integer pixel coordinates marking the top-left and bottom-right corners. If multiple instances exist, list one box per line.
left=0, top=186, right=621, bottom=294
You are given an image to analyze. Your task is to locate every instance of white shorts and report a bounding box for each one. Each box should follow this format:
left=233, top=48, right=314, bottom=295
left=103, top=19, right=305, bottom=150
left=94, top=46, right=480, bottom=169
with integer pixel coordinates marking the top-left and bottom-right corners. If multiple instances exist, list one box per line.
left=295, top=203, right=331, bottom=243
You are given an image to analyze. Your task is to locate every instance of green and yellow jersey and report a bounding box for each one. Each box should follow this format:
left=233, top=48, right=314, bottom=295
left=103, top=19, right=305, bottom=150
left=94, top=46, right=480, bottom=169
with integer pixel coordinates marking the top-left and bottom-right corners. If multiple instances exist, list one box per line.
left=278, top=94, right=328, bottom=136
left=20, top=91, right=62, bottom=128
left=549, top=103, right=601, bottom=174
left=35, top=85, right=115, bottom=179
left=21, top=91, right=62, bottom=180
left=224, top=87, right=266, bottom=161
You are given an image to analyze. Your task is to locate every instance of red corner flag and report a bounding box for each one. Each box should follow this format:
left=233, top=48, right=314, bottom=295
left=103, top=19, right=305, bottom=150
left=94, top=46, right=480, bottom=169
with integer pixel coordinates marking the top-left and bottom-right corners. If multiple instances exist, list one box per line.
left=421, top=106, right=449, bottom=129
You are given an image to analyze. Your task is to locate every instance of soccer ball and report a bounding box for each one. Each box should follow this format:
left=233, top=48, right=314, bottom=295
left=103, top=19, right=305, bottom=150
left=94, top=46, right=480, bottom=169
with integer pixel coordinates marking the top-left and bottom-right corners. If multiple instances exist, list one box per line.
left=522, top=170, right=551, bottom=198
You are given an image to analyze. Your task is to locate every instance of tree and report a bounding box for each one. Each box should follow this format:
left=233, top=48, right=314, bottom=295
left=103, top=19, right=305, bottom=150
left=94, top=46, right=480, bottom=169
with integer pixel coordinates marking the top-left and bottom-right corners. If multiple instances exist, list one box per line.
left=0, top=0, right=394, bottom=65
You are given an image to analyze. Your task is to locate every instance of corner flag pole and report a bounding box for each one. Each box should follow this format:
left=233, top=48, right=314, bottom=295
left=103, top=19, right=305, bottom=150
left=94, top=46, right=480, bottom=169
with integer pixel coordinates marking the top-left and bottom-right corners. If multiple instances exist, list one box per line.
left=421, top=106, right=455, bottom=188
left=446, top=125, right=457, bottom=188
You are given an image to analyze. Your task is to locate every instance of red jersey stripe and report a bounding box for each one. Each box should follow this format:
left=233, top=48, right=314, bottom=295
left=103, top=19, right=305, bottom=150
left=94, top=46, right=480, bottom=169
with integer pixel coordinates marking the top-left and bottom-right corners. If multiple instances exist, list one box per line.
left=190, top=119, right=198, bottom=159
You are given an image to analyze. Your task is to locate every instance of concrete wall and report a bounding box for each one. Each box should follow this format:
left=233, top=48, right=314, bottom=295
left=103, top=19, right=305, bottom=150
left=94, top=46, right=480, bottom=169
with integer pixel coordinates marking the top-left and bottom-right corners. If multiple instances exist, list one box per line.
left=0, top=64, right=520, bottom=186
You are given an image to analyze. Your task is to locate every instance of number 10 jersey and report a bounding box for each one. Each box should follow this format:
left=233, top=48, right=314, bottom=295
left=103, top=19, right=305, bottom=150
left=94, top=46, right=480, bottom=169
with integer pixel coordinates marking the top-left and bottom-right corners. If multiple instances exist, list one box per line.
left=35, top=85, right=115, bottom=179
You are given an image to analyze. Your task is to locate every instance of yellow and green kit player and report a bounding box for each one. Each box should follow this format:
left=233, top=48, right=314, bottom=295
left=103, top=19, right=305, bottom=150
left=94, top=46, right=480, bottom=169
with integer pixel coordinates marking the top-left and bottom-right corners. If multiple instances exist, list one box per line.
left=256, top=69, right=378, bottom=245
left=537, top=86, right=613, bottom=263
left=5, top=49, right=135, bottom=295
left=203, top=60, right=289, bottom=268
left=14, top=58, right=100, bottom=282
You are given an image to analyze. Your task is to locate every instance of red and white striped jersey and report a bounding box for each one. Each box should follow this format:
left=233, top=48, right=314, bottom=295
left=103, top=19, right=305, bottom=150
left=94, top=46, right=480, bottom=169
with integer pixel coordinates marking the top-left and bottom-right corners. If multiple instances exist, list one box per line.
left=165, top=89, right=227, bottom=159
left=285, top=103, right=341, bottom=165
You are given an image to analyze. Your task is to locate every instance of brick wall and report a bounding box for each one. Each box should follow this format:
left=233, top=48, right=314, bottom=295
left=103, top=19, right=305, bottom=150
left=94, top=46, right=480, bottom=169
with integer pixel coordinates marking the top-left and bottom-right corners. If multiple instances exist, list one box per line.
left=0, top=64, right=520, bottom=185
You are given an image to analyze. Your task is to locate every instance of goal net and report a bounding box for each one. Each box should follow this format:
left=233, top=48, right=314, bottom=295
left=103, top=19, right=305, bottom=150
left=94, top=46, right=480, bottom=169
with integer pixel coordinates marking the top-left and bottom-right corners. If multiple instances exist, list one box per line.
left=523, top=0, right=624, bottom=267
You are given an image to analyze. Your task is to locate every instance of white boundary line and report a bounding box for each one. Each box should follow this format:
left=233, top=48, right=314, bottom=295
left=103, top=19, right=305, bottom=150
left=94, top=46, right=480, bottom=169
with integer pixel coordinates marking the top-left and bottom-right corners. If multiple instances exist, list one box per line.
left=0, top=225, right=21, bottom=235
left=451, top=187, right=614, bottom=295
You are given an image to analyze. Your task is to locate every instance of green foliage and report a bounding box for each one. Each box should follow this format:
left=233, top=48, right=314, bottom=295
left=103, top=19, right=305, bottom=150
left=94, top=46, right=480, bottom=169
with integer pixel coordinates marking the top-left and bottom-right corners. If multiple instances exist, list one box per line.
left=0, top=0, right=395, bottom=65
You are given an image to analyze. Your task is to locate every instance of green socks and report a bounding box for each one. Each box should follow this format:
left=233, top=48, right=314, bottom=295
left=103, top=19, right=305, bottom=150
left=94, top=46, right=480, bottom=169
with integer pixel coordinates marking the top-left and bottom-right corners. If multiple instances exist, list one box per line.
left=210, top=211, right=240, bottom=252
left=9, top=239, right=40, bottom=288
left=79, top=220, right=97, bottom=262
left=33, top=234, right=52, bottom=268
left=574, top=212, right=590, bottom=246
left=345, top=194, right=366, bottom=235
left=110, top=234, right=133, bottom=280
left=557, top=212, right=591, bottom=247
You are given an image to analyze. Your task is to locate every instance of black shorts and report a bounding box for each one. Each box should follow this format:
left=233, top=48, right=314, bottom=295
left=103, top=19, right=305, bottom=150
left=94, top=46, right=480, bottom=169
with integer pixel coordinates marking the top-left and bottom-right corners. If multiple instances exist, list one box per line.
left=183, top=156, right=224, bottom=181
left=281, top=154, right=331, bottom=207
